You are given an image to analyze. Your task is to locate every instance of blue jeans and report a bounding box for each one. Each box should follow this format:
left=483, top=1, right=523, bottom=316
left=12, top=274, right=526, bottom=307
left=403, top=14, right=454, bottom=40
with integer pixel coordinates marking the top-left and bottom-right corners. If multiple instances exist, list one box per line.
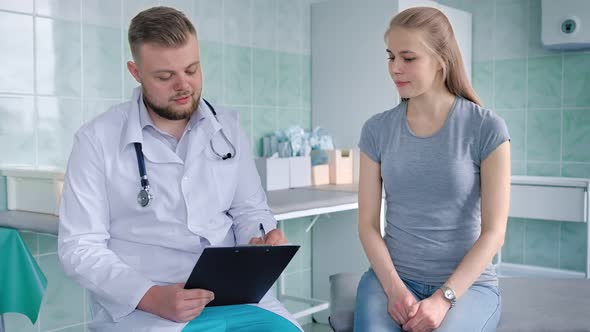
left=354, top=269, right=501, bottom=332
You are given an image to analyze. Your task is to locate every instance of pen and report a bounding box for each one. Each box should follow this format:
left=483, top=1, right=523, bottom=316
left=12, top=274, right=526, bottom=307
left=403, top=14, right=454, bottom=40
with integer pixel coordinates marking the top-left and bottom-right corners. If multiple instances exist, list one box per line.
left=259, top=223, right=266, bottom=243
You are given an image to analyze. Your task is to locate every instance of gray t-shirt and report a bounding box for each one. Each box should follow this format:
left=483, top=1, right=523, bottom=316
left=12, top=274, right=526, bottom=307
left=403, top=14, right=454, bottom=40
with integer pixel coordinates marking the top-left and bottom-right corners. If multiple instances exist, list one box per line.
left=359, top=96, right=510, bottom=286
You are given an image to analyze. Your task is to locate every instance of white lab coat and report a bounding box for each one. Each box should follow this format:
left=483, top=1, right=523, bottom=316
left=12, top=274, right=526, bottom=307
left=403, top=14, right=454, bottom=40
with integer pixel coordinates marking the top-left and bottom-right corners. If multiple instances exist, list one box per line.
left=58, top=88, right=301, bottom=332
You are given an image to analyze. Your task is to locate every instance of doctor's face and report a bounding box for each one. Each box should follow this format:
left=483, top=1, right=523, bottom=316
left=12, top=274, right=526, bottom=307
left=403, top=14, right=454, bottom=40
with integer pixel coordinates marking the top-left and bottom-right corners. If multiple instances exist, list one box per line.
left=128, top=33, right=202, bottom=120
left=386, top=27, right=442, bottom=99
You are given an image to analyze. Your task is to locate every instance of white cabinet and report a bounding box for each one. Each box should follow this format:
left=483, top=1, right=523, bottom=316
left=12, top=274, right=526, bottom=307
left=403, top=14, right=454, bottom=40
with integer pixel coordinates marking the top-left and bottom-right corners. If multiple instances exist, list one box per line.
left=510, top=177, right=588, bottom=223
left=2, top=168, right=64, bottom=216
left=496, top=176, right=590, bottom=279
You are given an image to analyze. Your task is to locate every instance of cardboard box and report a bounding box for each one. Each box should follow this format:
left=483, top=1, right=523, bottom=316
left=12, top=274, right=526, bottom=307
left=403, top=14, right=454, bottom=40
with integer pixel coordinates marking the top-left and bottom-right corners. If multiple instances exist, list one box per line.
left=2, top=168, right=64, bottom=215
left=310, top=149, right=329, bottom=166
left=254, top=158, right=290, bottom=191
left=289, top=156, right=312, bottom=188
left=312, top=165, right=330, bottom=186
left=328, top=149, right=353, bottom=184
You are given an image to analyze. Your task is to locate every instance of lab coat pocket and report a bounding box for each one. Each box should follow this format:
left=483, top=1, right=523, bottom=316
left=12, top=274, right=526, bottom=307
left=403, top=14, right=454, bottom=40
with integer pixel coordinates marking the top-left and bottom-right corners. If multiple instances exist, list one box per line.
left=181, top=161, right=223, bottom=237
left=208, top=157, right=239, bottom=212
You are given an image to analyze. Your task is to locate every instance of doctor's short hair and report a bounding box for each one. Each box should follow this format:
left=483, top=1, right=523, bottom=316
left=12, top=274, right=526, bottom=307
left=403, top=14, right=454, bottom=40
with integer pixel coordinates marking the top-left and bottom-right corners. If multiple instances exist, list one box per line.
left=128, top=6, right=196, bottom=62
left=385, top=7, right=482, bottom=106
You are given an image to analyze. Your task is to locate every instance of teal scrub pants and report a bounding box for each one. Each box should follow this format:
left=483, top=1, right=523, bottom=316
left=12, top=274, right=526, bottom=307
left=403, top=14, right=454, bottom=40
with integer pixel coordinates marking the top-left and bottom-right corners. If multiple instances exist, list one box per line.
left=181, top=305, right=300, bottom=332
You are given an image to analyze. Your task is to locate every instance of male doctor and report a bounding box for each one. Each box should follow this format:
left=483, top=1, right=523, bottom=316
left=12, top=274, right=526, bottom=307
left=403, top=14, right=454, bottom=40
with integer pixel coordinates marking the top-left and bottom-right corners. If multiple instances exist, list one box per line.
left=58, top=6, right=301, bottom=332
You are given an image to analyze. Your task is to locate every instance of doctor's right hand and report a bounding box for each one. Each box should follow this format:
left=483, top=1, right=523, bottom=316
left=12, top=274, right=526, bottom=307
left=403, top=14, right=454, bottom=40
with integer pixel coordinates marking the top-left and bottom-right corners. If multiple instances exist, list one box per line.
left=137, top=283, right=214, bottom=322
left=249, top=228, right=288, bottom=245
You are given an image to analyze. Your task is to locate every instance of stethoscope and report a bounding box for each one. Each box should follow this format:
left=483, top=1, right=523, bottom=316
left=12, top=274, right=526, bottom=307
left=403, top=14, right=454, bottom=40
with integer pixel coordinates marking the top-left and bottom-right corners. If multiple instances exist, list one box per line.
left=134, top=98, right=236, bottom=207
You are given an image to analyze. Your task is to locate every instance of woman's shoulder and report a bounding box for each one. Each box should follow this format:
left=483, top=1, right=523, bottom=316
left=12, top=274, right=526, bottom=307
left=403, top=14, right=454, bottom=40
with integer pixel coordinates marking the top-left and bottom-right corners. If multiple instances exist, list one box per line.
left=455, top=97, right=509, bottom=147
left=364, top=102, right=406, bottom=128
left=455, top=96, right=502, bottom=125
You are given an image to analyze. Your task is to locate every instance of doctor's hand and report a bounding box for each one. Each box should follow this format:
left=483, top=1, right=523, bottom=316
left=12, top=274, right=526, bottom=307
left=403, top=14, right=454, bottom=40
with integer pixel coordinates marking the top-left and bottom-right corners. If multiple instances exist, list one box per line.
left=248, top=229, right=288, bottom=246
left=137, top=283, right=214, bottom=323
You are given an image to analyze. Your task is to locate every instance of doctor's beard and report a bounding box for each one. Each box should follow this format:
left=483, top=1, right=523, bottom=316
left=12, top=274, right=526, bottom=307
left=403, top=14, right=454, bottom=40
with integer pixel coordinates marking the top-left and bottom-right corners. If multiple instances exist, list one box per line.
left=142, top=88, right=198, bottom=121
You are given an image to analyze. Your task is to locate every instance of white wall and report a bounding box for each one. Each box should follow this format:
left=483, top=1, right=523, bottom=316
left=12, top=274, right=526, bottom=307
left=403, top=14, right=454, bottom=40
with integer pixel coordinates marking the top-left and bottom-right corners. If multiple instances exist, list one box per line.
left=311, top=0, right=399, bottom=149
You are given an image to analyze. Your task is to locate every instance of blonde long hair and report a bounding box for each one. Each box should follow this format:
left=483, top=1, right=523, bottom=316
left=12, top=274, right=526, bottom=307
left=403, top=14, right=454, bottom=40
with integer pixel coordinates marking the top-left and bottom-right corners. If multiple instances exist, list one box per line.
left=386, top=7, right=481, bottom=106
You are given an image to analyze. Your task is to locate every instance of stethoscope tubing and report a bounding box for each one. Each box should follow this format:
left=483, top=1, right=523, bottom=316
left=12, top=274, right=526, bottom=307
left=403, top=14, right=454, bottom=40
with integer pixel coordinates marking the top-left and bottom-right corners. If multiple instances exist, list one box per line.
left=134, top=98, right=235, bottom=207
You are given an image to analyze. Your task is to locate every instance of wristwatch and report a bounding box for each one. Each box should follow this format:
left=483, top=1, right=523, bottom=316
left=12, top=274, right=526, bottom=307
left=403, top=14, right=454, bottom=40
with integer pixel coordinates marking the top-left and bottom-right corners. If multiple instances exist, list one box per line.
left=439, top=285, right=456, bottom=309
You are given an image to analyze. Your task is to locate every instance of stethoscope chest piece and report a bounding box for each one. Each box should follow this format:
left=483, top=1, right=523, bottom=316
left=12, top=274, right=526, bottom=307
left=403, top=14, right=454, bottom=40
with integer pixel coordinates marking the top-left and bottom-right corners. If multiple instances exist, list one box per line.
left=137, top=187, right=152, bottom=207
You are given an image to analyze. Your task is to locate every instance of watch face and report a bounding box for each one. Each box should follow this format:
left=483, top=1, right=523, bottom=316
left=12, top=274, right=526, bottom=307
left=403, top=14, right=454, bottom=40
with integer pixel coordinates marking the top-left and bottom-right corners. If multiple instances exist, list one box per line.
left=444, top=289, right=454, bottom=299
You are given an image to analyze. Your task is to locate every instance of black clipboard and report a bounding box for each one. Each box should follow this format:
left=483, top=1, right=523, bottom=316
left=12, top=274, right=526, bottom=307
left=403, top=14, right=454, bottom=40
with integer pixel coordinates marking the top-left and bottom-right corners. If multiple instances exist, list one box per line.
left=184, top=245, right=300, bottom=306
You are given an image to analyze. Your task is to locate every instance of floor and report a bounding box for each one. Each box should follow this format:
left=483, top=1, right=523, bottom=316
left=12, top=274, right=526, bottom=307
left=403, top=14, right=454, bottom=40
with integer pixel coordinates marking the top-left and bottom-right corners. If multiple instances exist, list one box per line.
left=302, top=322, right=332, bottom=332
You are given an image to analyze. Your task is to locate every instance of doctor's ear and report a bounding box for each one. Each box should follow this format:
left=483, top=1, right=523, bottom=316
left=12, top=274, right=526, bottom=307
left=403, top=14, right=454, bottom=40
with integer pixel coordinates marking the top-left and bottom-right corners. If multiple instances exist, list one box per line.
left=127, top=61, right=142, bottom=84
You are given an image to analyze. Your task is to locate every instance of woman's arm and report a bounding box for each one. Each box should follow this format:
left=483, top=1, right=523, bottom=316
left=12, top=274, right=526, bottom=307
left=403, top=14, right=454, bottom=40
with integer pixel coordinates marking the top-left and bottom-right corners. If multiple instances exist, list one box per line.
left=358, top=152, right=402, bottom=294
left=403, top=141, right=511, bottom=332
left=358, top=152, right=417, bottom=324
left=441, top=140, right=511, bottom=298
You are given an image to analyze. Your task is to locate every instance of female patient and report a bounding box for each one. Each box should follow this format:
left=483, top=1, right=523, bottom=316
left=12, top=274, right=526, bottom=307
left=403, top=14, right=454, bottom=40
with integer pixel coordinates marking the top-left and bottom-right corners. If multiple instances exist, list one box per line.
left=355, top=7, right=511, bottom=332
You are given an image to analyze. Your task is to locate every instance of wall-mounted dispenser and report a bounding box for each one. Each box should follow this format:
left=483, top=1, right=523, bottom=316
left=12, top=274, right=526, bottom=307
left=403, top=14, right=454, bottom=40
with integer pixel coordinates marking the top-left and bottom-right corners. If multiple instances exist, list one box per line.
left=542, top=0, right=590, bottom=50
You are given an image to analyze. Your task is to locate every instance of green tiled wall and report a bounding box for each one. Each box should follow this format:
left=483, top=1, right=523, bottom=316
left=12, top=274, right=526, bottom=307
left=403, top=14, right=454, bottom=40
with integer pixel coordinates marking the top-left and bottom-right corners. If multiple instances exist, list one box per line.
left=504, top=218, right=588, bottom=272
left=455, top=0, right=590, bottom=178
left=1, top=0, right=314, bottom=330
left=0, top=0, right=311, bottom=169
left=439, top=0, right=589, bottom=272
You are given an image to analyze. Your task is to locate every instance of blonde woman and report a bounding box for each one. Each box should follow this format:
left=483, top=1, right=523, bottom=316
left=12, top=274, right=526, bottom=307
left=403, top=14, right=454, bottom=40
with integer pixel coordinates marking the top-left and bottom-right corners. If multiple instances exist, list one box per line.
left=355, top=7, right=510, bottom=332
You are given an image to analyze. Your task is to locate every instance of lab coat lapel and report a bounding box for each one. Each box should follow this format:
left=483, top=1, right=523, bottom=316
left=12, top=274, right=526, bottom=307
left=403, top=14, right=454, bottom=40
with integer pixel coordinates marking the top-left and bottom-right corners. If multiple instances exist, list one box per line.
left=120, top=87, right=182, bottom=165
left=141, top=134, right=183, bottom=165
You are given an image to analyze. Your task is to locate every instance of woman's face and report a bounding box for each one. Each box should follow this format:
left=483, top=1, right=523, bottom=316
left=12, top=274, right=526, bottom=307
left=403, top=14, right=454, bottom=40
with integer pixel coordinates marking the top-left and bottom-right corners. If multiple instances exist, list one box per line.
left=386, top=27, right=442, bottom=98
